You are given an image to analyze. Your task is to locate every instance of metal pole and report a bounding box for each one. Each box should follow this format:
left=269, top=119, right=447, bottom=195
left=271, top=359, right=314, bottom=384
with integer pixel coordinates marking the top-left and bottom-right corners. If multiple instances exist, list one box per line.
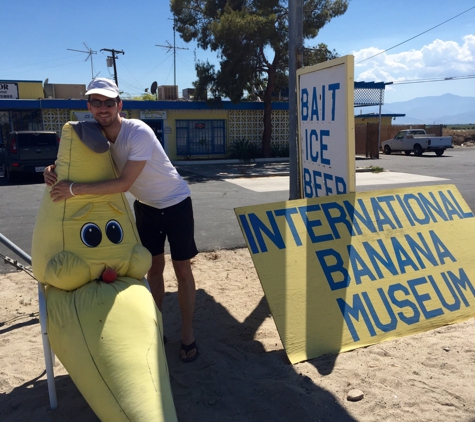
left=173, top=18, right=177, bottom=88
left=378, top=89, right=383, bottom=156
left=288, top=0, right=303, bottom=200
left=112, top=55, right=119, bottom=86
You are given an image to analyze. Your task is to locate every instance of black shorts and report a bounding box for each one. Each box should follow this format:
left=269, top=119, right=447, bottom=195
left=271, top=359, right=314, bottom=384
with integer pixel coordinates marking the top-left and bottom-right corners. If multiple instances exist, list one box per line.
left=133, top=197, right=198, bottom=260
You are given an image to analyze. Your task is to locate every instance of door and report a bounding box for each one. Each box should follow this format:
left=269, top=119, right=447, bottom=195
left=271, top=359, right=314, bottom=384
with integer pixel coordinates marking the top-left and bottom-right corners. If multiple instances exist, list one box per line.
left=143, top=120, right=164, bottom=146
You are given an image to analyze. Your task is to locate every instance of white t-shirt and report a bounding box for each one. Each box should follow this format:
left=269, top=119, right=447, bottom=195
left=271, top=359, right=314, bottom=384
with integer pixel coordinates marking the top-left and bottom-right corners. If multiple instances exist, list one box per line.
left=110, top=118, right=190, bottom=209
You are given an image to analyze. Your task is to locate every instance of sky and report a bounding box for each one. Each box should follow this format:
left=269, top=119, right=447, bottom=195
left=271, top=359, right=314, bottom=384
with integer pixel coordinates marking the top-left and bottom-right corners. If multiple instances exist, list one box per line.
left=2, top=0, right=474, bottom=104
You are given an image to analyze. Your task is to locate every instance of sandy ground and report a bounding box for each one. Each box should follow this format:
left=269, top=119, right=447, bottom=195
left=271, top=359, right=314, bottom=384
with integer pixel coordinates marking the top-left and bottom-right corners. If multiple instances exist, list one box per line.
left=1, top=248, right=475, bottom=422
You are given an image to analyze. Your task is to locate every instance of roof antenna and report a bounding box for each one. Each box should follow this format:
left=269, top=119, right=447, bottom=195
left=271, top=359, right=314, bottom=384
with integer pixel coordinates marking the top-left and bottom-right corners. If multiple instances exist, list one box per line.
left=67, top=43, right=99, bottom=79
left=156, top=16, right=189, bottom=89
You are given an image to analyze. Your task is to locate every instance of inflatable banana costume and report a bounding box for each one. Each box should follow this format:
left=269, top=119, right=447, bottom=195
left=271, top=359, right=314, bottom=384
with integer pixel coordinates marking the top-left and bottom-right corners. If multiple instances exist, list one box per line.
left=32, top=122, right=178, bottom=422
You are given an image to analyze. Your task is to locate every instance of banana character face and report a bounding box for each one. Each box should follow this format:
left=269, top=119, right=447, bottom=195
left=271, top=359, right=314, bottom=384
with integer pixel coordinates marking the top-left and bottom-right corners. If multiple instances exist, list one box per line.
left=32, top=122, right=152, bottom=290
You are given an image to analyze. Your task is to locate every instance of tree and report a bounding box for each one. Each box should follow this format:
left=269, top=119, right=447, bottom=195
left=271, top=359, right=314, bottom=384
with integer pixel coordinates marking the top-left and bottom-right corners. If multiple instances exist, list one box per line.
left=304, top=43, right=340, bottom=66
left=132, top=93, right=158, bottom=101
left=192, top=60, right=218, bottom=100
left=171, top=0, right=349, bottom=157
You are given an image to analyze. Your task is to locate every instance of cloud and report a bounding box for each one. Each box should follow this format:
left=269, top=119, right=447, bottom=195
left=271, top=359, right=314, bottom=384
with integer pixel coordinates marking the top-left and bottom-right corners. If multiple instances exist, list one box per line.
left=353, top=35, right=475, bottom=83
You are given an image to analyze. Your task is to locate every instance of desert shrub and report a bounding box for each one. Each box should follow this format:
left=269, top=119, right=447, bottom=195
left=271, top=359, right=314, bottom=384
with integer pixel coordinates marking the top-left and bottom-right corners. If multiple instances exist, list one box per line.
left=442, top=128, right=475, bottom=145
left=228, top=139, right=262, bottom=162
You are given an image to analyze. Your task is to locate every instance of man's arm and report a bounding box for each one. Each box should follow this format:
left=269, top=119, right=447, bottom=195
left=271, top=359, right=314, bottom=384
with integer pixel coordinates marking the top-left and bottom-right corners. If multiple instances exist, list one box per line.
left=49, top=160, right=146, bottom=202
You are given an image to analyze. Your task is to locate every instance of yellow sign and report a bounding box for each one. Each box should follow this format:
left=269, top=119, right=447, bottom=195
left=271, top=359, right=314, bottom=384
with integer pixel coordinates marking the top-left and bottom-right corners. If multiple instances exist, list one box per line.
left=235, top=185, right=475, bottom=364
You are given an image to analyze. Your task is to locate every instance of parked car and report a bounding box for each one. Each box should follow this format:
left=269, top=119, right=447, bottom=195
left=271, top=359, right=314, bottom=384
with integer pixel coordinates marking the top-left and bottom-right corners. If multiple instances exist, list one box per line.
left=381, top=129, right=453, bottom=156
left=2, top=131, right=59, bottom=183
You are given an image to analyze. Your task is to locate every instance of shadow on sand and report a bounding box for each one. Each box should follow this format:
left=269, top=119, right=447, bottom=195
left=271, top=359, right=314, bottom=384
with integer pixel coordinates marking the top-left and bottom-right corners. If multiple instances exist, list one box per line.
left=0, top=288, right=357, bottom=422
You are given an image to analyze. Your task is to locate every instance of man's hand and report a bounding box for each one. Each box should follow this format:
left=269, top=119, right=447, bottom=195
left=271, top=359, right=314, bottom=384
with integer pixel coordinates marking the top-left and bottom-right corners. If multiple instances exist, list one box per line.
left=50, top=180, right=73, bottom=202
left=44, top=165, right=58, bottom=187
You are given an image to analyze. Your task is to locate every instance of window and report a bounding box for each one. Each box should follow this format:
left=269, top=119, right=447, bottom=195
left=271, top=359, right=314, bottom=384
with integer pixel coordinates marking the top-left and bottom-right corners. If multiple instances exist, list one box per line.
left=176, top=120, right=225, bottom=156
left=11, top=110, right=43, bottom=131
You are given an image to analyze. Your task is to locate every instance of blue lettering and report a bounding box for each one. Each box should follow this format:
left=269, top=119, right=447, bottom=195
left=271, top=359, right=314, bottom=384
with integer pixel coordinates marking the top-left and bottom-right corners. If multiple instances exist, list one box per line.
left=446, top=268, right=475, bottom=306
left=301, top=88, right=308, bottom=121
left=274, top=207, right=302, bottom=247
left=407, top=277, right=444, bottom=319
left=377, top=196, right=403, bottom=228
left=362, top=289, right=398, bottom=332
left=447, top=190, right=474, bottom=218
left=239, top=214, right=259, bottom=254
left=348, top=244, right=376, bottom=284
left=404, top=194, right=431, bottom=225
left=248, top=212, right=285, bottom=252
left=321, top=85, right=326, bottom=121
left=396, top=194, right=415, bottom=226
left=363, top=239, right=398, bottom=279
left=404, top=232, right=438, bottom=269
left=310, top=87, right=319, bottom=121
left=321, top=202, right=352, bottom=239
left=337, top=294, right=376, bottom=342
left=320, top=130, right=330, bottom=165
left=328, top=83, right=340, bottom=121
left=297, top=204, right=333, bottom=243
left=439, top=191, right=464, bottom=220
left=303, top=168, right=313, bottom=198
left=335, top=177, right=347, bottom=194
left=302, top=169, right=344, bottom=198
left=312, top=170, right=322, bottom=198
left=430, top=273, right=460, bottom=312
left=308, top=129, right=319, bottom=162
left=387, top=283, right=420, bottom=324
left=429, top=230, right=456, bottom=264
left=316, top=248, right=350, bottom=291
left=391, top=237, right=419, bottom=274
left=371, top=197, right=397, bottom=231
left=418, top=192, right=448, bottom=222
left=343, top=199, right=377, bottom=236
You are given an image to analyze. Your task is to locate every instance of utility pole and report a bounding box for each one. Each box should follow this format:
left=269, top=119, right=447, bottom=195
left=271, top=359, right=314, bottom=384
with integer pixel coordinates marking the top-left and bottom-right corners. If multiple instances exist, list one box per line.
left=101, top=48, right=124, bottom=87
left=156, top=17, right=189, bottom=89
left=288, top=0, right=303, bottom=200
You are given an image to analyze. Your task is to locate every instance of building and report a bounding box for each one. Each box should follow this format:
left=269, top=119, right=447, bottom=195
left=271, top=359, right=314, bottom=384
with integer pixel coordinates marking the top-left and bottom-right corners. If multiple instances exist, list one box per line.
left=0, top=80, right=289, bottom=161
left=1, top=79, right=413, bottom=161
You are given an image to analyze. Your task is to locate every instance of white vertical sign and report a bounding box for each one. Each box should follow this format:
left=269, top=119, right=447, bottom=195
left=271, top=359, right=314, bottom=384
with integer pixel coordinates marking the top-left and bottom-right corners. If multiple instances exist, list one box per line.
left=297, top=56, right=355, bottom=198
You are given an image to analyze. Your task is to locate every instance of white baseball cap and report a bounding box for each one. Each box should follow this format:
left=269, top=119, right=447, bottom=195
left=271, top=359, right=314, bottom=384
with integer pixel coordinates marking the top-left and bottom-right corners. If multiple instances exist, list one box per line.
left=85, top=78, right=120, bottom=98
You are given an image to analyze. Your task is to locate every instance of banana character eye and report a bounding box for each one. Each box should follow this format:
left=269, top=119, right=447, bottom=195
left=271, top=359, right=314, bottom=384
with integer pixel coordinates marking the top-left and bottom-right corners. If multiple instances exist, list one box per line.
left=80, top=223, right=102, bottom=248
left=106, top=220, right=123, bottom=244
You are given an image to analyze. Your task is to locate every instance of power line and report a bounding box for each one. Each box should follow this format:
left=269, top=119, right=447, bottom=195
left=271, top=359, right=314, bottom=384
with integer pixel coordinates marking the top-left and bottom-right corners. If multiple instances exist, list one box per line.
left=357, top=5, right=475, bottom=64
left=390, top=75, right=475, bottom=85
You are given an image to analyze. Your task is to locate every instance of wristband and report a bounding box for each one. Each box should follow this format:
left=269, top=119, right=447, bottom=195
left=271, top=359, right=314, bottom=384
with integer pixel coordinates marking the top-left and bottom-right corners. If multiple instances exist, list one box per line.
left=69, top=183, right=75, bottom=196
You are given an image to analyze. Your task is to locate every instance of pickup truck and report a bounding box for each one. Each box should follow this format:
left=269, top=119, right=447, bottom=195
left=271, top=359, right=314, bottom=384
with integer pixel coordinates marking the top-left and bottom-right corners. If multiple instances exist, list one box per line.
left=381, top=129, right=453, bottom=156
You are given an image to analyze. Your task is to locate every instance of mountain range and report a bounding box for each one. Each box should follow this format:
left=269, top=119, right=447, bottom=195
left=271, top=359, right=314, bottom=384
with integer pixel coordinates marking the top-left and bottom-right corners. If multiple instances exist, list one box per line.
left=355, top=93, right=475, bottom=125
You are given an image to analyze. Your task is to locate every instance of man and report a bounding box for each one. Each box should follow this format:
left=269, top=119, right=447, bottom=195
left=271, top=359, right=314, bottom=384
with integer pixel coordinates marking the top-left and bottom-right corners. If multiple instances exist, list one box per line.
left=45, top=78, right=199, bottom=362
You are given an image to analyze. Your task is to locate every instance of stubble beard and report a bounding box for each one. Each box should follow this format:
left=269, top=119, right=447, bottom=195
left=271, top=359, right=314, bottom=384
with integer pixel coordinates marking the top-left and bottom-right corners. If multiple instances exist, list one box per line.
left=93, top=110, right=119, bottom=129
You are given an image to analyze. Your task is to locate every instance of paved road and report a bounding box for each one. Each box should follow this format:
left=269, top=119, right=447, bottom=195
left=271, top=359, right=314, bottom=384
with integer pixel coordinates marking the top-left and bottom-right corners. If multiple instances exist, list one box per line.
left=1, top=147, right=474, bottom=273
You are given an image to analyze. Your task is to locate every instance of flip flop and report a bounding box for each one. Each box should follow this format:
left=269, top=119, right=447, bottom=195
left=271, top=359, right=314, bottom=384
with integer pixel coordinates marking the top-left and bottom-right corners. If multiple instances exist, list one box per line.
left=181, top=341, right=199, bottom=363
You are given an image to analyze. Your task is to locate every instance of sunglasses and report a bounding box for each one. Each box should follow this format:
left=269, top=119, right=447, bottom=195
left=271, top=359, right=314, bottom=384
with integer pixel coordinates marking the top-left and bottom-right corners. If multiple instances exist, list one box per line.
left=89, top=99, right=118, bottom=108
